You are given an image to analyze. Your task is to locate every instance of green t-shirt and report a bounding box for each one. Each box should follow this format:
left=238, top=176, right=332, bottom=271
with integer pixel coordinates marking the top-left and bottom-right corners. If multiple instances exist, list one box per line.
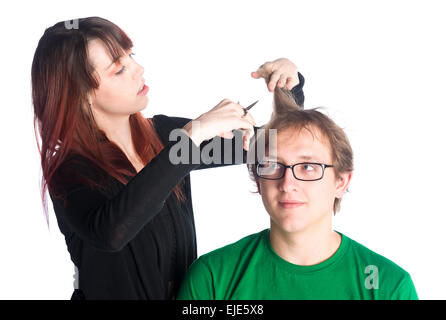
left=177, top=229, right=418, bottom=300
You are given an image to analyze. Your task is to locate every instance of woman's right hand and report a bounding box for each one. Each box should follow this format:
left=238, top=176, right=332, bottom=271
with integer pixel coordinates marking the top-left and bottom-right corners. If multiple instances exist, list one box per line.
left=182, top=99, right=256, bottom=151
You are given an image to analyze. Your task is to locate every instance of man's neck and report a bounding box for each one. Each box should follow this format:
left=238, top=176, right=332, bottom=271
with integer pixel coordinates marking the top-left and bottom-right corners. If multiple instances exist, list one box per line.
left=269, top=219, right=341, bottom=266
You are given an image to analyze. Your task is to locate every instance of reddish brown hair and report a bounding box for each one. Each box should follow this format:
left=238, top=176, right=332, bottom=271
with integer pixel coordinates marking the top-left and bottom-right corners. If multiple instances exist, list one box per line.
left=32, top=17, right=185, bottom=225
left=247, top=88, right=354, bottom=214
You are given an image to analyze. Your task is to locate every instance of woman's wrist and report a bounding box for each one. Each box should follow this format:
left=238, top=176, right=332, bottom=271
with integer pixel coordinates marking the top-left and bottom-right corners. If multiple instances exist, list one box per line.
left=182, top=120, right=203, bottom=147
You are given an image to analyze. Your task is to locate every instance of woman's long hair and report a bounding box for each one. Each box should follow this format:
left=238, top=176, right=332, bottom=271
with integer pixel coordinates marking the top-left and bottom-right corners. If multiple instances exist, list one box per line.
left=32, top=17, right=185, bottom=226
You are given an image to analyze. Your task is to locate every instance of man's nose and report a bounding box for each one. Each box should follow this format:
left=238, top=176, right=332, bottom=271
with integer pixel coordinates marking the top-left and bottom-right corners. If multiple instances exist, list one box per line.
left=279, top=167, right=299, bottom=192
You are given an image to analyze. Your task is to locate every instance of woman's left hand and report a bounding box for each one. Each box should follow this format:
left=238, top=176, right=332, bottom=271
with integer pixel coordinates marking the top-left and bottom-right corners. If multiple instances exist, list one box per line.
left=251, top=58, right=299, bottom=92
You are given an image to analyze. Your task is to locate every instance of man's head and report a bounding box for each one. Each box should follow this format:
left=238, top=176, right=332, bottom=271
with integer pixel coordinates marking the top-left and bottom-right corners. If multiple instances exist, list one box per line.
left=248, top=89, right=354, bottom=234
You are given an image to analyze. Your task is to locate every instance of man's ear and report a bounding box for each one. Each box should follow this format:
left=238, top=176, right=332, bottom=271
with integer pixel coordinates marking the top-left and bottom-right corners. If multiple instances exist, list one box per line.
left=335, top=171, right=352, bottom=199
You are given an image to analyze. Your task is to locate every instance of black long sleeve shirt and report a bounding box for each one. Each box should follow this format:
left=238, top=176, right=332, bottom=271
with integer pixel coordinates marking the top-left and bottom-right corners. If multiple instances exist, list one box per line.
left=50, top=73, right=305, bottom=300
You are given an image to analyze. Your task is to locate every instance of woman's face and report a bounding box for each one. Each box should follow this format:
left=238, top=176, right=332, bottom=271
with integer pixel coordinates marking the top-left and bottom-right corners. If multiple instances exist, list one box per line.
left=87, top=39, right=148, bottom=117
left=258, top=127, right=351, bottom=234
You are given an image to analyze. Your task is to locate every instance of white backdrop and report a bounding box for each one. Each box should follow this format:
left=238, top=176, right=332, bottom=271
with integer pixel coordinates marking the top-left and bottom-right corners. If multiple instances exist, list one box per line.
left=0, top=0, right=445, bottom=299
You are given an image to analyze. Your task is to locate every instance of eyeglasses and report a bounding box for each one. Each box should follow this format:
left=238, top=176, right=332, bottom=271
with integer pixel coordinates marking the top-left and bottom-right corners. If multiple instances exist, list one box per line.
left=255, top=161, right=334, bottom=181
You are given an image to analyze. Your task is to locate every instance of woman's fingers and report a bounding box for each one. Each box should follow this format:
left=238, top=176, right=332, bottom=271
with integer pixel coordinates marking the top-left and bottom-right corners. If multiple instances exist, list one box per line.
left=252, top=62, right=273, bottom=79
left=252, top=58, right=299, bottom=91
left=243, top=135, right=249, bottom=151
left=251, top=71, right=262, bottom=79
left=193, top=99, right=257, bottom=144
left=220, top=126, right=253, bottom=152
left=227, top=101, right=256, bottom=127
left=277, top=74, right=288, bottom=88
left=236, top=118, right=255, bottom=131
left=242, top=109, right=256, bottom=127
left=286, top=76, right=299, bottom=90
left=268, top=70, right=281, bottom=92
left=242, top=126, right=255, bottom=151
left=219, top=131, right=234, bottom=139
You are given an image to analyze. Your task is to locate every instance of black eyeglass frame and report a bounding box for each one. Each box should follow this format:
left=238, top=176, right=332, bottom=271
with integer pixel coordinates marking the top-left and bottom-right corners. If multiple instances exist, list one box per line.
left=255, top=161, right=334, bottom=181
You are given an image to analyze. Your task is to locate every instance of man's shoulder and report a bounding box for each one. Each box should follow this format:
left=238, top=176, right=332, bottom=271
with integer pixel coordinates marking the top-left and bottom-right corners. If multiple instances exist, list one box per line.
left=343, top=233, right=418, bottom=298
left=344, top=234, right=411, bottom=278
left=197, top=229, right=268, bottom=267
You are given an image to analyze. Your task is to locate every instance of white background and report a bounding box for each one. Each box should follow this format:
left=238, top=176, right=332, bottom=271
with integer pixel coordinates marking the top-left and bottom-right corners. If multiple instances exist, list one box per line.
left=0, top=0, right=445, bottom=299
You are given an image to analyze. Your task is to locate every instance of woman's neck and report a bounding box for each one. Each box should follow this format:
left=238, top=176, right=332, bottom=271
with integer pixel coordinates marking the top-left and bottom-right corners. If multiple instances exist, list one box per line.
left=92, top=111, right=140, bottom=164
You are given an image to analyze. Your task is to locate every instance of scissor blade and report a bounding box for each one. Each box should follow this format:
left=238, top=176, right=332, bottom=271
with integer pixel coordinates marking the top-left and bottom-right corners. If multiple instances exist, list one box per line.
left=246, top=100, right=259, bottom=110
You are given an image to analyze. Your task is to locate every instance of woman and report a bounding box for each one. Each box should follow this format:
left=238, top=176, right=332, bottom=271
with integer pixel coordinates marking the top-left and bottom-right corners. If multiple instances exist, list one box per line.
left=31, top=16, right=305, bottom=299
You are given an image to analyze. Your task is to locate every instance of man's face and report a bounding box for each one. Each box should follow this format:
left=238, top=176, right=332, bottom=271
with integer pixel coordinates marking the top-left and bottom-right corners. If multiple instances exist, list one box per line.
left=258, top=126, right=351, bottom=234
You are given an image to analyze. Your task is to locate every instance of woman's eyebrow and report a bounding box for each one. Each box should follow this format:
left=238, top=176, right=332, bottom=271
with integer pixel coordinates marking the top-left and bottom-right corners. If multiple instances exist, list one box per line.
left=105, top=60, right=120, bottom=71
left=105, top=48, right=132, bottom=71
left=105, top=55, right=125, bottom=71
left=105, top=61, right=115, bottom=70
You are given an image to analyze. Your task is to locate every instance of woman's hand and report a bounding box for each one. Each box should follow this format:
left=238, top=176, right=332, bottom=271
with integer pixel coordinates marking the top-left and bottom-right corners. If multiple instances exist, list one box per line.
left=182, top=99, right=256, bottom=151
left=251, top=58, right=299, bottom=92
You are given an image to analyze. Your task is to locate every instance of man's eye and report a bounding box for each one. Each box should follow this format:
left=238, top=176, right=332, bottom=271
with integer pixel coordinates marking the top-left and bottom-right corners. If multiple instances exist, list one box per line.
left=129, top=52, right=135, bottom=59
left=260, top=162, right=280, bottom=169
left=272, top=163, right=282, bottom=170
left=303, top=164, right=315, bottom=171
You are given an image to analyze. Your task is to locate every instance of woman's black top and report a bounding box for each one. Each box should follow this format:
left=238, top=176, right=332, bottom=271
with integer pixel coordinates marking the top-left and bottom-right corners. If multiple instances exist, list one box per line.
left=50, top=73, right=305, bottom=299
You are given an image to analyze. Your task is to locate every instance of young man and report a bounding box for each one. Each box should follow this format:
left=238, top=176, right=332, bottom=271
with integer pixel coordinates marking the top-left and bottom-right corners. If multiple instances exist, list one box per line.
left=177, top=89, right=418, bottom=300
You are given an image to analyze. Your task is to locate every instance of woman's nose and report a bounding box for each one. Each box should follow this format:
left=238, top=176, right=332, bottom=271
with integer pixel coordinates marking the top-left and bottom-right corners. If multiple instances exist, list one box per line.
left=132, top=62, right=144, bottom=79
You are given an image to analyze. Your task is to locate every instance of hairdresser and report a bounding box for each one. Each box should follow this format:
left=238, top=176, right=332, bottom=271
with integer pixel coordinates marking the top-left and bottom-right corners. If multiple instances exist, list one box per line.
left=31, top=16, right=304, bottom=300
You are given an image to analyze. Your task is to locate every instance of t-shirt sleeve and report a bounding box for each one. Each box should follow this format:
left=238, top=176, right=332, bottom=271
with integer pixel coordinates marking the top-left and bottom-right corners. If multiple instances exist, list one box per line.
left=390, top=273, right=419, bottom=300
left=176, top=257, right=215, bottom=300
left=51, top=130, right=201, bottom=253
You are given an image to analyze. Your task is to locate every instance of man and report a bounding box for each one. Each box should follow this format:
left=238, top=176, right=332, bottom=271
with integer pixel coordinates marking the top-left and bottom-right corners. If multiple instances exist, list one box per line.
left=177, top=89, right=418, bottom=300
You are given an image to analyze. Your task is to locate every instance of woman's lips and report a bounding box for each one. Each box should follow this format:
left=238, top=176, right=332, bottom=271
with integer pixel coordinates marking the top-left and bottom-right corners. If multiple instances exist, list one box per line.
left=279, top=201, right=305, bottom=209
left=137, top=84, right=149, bottom=96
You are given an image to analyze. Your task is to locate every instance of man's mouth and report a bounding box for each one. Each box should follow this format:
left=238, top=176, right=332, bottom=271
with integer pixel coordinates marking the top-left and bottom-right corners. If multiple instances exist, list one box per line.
left=279, top=200, right=305, bottom=209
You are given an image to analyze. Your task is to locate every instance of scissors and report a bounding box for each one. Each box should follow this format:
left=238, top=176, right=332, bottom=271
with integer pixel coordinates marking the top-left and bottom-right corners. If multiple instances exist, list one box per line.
left=232, top=100, right=259, bottom=136
left=238, top=100, right=259, bottom=117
